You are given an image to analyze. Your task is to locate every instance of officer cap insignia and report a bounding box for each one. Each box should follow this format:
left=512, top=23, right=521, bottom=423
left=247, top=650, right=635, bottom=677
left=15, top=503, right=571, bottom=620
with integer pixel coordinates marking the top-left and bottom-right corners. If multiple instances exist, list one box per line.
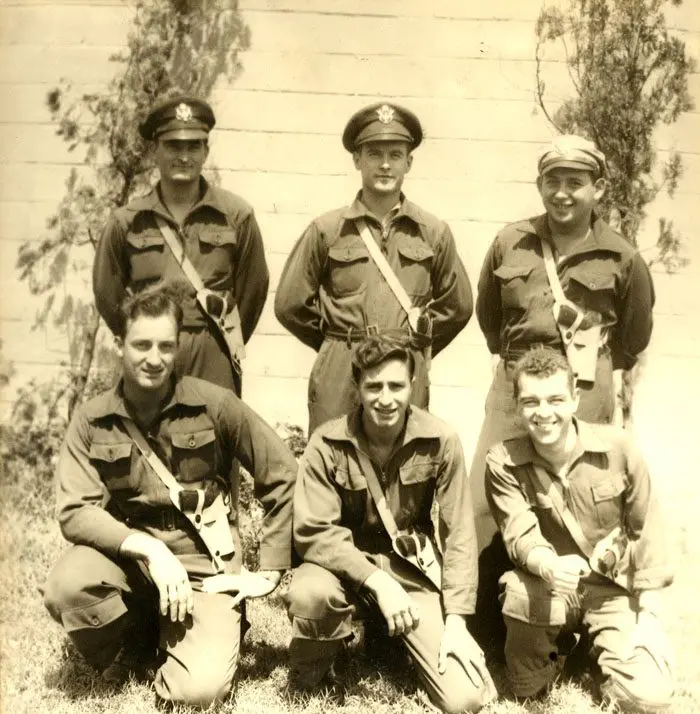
left=175, top=103, right=194, bottom=122
left=376, top=104, right=395, bottom=124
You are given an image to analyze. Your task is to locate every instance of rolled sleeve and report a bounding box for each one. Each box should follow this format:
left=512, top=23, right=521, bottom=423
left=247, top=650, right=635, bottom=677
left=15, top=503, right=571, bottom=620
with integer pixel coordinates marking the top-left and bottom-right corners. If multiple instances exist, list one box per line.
left=292, top=433, right=378, bottom=588
left=56, top=408, right=137, bottom=556
left=485, top=444, right=554, bottom=567
left=435, top=432, right=478, bottom=614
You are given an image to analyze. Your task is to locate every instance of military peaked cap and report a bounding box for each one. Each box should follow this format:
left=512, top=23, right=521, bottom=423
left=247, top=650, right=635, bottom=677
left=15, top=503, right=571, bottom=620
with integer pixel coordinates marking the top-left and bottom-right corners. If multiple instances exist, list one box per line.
left=538, top=134, right=607, bottom=177
left=139, top=95, right=216, bottom=141
left=342, top=102, right=423, bottom=152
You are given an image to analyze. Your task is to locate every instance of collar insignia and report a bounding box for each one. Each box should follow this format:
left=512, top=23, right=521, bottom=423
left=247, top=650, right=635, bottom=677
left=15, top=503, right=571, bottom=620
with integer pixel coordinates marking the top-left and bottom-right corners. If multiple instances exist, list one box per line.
left=376, top=104, right=395, bottom=124
left=175, top=102, right=194, bottom=122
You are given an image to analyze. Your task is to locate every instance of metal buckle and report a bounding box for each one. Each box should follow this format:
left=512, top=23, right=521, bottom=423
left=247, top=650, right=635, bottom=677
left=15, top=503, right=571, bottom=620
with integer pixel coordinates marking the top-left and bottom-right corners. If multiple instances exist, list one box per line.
left=366, top=324, right=379, bottom=336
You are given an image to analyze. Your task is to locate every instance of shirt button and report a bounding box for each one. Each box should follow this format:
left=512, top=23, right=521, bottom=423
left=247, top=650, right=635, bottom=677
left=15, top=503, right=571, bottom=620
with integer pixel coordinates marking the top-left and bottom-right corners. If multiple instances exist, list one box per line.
left=589, top=281, right=596, bottom=288
left=214, top=235, right=221, bottom=245
left=188, top=436, right=196, bottom=448
left=107, top=448, right=114, bottom=461
left=91, top=616, right=100, bottom=625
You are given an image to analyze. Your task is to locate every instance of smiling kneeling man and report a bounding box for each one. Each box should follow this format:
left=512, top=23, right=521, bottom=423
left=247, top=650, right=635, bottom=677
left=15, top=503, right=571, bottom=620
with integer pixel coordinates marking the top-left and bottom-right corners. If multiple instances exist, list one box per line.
left=42, top=284, right=297, bottom=708
left=485, top=346, right=674, bottom=710
left=285, top=334, right=496, bottom=712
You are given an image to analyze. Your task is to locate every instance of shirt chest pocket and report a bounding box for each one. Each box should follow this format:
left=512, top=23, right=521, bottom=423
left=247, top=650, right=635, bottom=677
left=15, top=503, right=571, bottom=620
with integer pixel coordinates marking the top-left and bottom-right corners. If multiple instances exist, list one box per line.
left=126, top=232, right=165, bottom=283
left=196, top=229, right=238, bottom=281
left=327, top=245, right=369, bottom=297
left=334, top=466, right=371, bottom=524
left=567, top=268, right=616, bottom=323
left=493, top=263, right=536, bottom=310
left=397, top=461, right=436, bottom=528
left=591, top=472, right=627, bottom=531
left=396, top=240, right=434, bottom=298
left=90, top=442, right=136, bottom=493
left=170, top=429, right=218, bottom=484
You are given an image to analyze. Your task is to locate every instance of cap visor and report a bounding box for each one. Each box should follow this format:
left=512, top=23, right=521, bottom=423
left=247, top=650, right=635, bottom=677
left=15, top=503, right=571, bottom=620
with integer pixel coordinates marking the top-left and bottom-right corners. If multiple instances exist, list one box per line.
left=157, top=128, right=209, bottom=140
left=540, top=159, right=598, bottom=174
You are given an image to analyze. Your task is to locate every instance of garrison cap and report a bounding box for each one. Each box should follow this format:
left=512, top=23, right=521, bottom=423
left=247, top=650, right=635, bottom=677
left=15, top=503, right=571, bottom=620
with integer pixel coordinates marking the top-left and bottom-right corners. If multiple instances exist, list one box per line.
left=538, top=134, right=607, bottom=177
left=139, top=95, right=215, bottom=141
left=342, top=102, right=423, bottom=152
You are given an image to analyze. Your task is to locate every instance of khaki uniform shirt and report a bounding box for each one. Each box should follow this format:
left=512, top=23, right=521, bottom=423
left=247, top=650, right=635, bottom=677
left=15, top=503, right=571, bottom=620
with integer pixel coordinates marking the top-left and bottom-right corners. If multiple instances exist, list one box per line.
left=93, top=179, right=269, bottom=338
left=56, top=376, right=297, bottom=572
left=476, top=214, right=654, bottom=370
left=274, top=194, right=472, bottom=355
left=293, top=406, right=479, bottom=615
left=485, top=420, right=673, bottom=592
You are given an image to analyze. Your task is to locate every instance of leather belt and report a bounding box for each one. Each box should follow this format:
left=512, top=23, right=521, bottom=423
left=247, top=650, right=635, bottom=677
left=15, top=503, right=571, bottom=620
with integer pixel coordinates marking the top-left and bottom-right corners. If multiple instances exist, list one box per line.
left=325, top=327, right=429, bottom=349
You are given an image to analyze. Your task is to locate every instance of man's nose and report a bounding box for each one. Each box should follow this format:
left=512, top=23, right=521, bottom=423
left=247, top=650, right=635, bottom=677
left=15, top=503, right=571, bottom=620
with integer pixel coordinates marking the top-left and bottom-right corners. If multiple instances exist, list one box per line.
left=145, top=347, right=164, bottom=365
left=377, top=386, right=393, bottom=404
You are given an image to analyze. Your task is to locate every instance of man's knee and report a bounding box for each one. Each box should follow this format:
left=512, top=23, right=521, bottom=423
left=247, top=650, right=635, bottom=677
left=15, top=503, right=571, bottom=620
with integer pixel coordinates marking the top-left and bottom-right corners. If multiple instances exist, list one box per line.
left=428, top=665, right=490, bottom=714
left=156, top=662, right=234, bottom=709
left=601, top=650, right=674, bottom=712
left=286, top=564, right=345, bottom=619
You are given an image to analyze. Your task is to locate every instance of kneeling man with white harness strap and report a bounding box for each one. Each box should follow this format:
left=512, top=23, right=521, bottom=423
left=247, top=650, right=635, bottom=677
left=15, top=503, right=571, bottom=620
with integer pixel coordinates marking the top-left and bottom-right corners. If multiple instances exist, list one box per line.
left=285, top=333, right=496, bottom=713
left=485, top=346, right=674, bottom=711
left=43, top=283, right=297, bottom=708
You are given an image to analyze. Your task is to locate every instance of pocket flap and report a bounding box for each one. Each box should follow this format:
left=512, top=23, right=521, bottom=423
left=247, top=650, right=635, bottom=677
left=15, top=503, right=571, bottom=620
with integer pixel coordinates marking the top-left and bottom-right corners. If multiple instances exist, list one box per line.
left=334, top=466, right=368, bottom=491
left=328, top=245, right=369, bottom=264
left=126, top=232, right=165, bottom=250
left=171, top=429, right=216, bottom=450
left=198, top=229, right=237, bottom=247
left=397, top=241, right=434, bottom=262
left=569, top=270, right=616, bottom=291
left=493, top=263, right=534, bottom=281
left=499, top=568, right=567, bottom=626
left=89, top=442, right=132, bottom=463
left=591, top=475, right=626, bottom=502
left=399, top=462, right=436, bottom=485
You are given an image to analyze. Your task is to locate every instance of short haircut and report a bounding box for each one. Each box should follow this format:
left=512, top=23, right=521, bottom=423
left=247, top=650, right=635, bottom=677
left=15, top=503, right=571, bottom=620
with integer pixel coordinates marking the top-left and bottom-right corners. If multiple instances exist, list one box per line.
left=351, top=333, right=415, bottom=383
left=117, top=281, right=186, bottom=338
left=512, top=346, right=575, bottom=399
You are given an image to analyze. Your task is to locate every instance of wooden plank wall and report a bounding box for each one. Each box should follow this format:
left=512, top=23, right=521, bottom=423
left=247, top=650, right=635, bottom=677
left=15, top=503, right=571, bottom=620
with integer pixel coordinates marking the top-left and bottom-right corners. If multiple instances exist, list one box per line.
left=0, top=0, right=698, bottom=461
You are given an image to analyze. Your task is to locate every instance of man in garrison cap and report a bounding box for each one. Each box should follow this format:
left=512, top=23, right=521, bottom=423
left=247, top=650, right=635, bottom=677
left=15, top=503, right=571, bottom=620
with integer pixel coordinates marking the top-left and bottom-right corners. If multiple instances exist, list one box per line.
left=93, top=95, right=269, bottom=396
left=274, top=102, right=473, bottom=436
left=468, top=135, right=655, bottom=655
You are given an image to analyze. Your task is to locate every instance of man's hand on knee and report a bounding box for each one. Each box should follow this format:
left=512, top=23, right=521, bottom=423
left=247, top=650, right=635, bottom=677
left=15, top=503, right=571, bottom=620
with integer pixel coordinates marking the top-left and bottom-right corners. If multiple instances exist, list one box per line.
left=363, top=570, right=420, bottom=636
left=201, top=568, right=282, bottom=607
left=119, top=533, right=194, bottom=622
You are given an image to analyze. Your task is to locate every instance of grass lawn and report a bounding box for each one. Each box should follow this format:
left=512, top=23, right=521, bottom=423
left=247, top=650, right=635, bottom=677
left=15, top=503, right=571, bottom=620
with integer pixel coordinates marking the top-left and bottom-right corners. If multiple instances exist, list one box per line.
left=2, top=458, right=699, bottom=714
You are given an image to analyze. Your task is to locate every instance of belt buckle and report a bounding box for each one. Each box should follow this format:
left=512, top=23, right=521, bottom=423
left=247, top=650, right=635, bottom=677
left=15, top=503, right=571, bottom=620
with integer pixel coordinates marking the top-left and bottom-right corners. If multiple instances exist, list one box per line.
left=366, top=324, right=379, bottom=336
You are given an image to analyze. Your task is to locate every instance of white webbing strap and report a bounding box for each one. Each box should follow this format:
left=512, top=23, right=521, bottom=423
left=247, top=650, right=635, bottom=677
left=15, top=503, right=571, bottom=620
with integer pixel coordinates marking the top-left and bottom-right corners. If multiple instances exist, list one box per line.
left=356, top=217, right=420, bottom=332
left=120, top=417, right=228, bottom=572
left=354, top=445, right=442, bottom=590
left=155, top=215, right=245, bottom=368
left=530, top=464, right=594, bottom=559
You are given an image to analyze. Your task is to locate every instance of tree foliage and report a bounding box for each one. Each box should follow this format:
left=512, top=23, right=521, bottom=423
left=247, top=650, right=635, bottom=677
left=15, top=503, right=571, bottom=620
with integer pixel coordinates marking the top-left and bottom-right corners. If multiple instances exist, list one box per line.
left=535, top=0, right=695, bottom=269
left=15, top=0, right=250, bottom=418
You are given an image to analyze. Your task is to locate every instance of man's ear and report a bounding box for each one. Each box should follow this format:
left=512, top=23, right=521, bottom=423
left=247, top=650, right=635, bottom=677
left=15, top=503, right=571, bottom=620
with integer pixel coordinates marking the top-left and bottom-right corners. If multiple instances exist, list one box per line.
left=593, top=176, right=607, bottom=201
left=536, top=175, right=544, bottom=193
left=406, top=152, right=413, bottom=173
left=352, top=150, right=362, bottom=170
left=114, top=335, right=124, bottom=357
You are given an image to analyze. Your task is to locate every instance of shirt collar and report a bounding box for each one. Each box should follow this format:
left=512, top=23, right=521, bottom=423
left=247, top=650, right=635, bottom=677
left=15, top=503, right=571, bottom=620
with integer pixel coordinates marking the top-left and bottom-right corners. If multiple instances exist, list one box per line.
left=516, top=212, right=625, bottom=256
left=128, top=177, right=228, bottom=222
left=322, top=405, right=441, bottom=451
left=341, top=191, right=426, bottom=227
left=504, top=418, right=611, bottom=467
left=87, top=376, right=209, bottom=421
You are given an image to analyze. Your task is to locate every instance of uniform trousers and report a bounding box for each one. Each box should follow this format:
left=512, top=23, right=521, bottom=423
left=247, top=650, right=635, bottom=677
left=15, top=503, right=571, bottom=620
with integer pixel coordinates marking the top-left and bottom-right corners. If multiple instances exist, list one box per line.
left=468, top=355, right=615, bottom=653
left=308, top=336, right=429, bottom=435
left=285, top=555, right=492, bottom=714
left=500, top=570, right=673, bottom=711
left=177, top=327, right=241, bottom=396
left=43, top=544, right=242, bottom=708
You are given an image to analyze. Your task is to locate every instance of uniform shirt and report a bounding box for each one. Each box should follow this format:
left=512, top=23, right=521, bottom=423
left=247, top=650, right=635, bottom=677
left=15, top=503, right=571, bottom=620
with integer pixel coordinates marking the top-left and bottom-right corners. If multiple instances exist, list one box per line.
left=274, top=193, right=473, bottom=355
left=294, top=406, right=479, bottom=615
left=56, top=376, right=296, bottom=571
left=485, top=420, right=673, bottom=592
left=476, top=214, right=654, bottom=370
left=93, top=178, right=269, bottom=337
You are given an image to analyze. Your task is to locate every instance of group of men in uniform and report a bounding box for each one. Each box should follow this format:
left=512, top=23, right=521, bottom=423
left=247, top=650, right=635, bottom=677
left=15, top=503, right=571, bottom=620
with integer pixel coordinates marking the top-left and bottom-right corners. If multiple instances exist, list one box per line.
left=42, top=94, right=674, bottom=713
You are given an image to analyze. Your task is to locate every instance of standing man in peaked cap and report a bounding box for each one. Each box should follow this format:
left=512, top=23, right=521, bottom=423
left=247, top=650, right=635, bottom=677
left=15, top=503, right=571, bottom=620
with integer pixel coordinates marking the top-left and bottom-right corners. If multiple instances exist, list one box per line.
left=275, top=102, right=473, bottom=435
left=93, top=94, right=269, bottom=396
